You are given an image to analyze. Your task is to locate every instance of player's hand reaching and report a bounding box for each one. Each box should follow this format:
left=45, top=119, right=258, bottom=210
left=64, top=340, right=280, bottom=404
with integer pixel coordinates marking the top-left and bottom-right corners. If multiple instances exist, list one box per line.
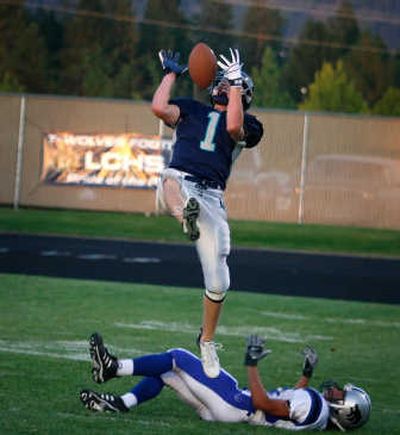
left=217, top=48, right=243, bottom=87
left=158, top=49, right=188, bottom=76
left=244, top=335, right=272, bottom=366
left=301, top=345, right=318, bottom=378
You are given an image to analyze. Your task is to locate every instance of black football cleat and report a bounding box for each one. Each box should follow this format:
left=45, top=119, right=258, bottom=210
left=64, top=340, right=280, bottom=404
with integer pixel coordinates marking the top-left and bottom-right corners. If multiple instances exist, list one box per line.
left=80, top=389, right=128, bottom=413
left=183, top=197, right=200, bottom=241
left=89, top=332, right=118, bottom=384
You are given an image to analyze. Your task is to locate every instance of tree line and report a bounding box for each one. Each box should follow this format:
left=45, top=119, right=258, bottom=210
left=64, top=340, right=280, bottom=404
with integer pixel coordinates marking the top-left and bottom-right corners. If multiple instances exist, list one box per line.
left=1, top=0, right=399, bottom=116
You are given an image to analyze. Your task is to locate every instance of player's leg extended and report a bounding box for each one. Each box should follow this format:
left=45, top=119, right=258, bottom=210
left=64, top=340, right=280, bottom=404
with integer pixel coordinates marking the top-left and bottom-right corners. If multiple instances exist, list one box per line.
left=197, top=191, right=230, bottom=336
left=195, top=191, right=230, bottom=377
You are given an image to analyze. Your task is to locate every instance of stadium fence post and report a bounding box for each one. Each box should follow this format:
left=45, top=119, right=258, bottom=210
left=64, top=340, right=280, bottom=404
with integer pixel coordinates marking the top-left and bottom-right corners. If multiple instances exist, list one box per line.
left=13, top=95, right=26, bottom=210
left=298, top=112, right=310, bottom=224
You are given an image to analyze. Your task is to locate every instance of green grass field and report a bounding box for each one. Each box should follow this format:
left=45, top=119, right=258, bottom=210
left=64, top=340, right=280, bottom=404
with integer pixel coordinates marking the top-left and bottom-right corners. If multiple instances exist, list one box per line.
left=0, top=274, right=399, bottom=434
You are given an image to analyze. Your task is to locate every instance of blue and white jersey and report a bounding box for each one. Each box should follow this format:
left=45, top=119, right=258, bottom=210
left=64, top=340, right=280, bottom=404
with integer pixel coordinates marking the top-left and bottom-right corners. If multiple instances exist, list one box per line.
left=168, top=98, right=263, bottom=190
left=257, top=387, right=330, bottom=431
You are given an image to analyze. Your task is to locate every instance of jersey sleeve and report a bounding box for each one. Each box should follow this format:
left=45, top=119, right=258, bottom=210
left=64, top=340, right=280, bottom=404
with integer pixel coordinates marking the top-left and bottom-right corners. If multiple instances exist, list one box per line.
left=288, top=389, right=312, bottom=423
left=243, top=114, right=264, bottom=148
left=289, top=388, right=326, bottom=428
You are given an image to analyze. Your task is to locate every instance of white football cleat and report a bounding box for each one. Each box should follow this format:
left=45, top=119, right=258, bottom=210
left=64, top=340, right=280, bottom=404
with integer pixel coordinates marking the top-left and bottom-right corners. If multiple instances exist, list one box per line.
left=199, top=340, right=220, bottom=378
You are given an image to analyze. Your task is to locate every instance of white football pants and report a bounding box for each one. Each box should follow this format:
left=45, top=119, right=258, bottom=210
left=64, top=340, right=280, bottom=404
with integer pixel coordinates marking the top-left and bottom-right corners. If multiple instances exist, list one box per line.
left=156, top=168, right=230, bottom=300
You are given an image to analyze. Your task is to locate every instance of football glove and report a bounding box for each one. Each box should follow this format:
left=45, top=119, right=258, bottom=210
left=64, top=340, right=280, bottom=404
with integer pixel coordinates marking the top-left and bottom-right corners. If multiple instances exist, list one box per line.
left=217, top=48, right=243, bottom=87
left=158, top=49, right=188, bottom=76
left=302, top=345, right=319, bottom=378
left=244, top=335, right=271, bottom=366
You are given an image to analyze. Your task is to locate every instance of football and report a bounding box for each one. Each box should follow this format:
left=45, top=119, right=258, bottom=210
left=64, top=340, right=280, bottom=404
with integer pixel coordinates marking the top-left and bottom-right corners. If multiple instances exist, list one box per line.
left=188, top=42, right=217, bottom=89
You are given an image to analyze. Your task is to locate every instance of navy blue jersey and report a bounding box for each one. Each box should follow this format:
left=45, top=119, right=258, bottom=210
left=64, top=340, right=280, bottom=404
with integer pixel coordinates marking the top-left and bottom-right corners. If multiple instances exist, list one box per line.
left=168, top=98, right=263, bottom=190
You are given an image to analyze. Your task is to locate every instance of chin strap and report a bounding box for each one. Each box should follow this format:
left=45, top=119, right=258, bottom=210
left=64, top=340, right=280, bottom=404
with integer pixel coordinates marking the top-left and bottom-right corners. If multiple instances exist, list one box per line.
left=330, top=415, right=346, bottom=432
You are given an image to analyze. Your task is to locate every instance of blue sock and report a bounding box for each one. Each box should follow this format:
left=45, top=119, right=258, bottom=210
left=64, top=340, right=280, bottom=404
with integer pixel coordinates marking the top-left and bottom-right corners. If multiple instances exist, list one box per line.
left=133, top=352, right=173, bottom=376
left=130, top=376, right=164, bottom=404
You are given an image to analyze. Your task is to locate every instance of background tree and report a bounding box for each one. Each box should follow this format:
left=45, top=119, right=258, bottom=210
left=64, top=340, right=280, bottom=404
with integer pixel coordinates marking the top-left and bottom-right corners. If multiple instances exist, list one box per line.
left=394, top=53, right=400, bottom=89
left=282, top=0, right=361, bottom=105
left=103, top=0, right=140, bottom=98
left=299, top=60, right=368, bottom=114
left=197, top=0, right=235, bottom=57
left=326, top=0, right=360, bottom=58
left=241, top=0, right=284, bottom=70
left=282, top=20, right=334, bottom=103
left=29, top=8, right=64, bottom=93
left=0, top=72, right=25, bottom=92
left=343, top=31, right=395, bottom=106
left=136, top=0, right=192, bottom=100
left=0, top=1, right=48, bottom=93
left=372, top=87, right=400, bottom=116
left=60, top=0, right=139, bottom=98
left=60, top=0, right=111, bottom=96
left=251, top=47, right=294, bottom=109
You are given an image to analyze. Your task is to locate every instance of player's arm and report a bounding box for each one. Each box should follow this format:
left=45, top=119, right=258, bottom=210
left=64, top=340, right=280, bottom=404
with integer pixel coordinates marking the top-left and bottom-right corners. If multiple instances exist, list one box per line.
left=218, top=48, right=244, bottom=142
left=151, top=50, right=187, bottom=127
left=294, top=345, right=319, bottom=389
left=226, top=86, right=244, bottom=142
left=247, top=366, right=290, bottom=417
left=244, top=335, right=290, bottom=418
left=151, top=73, right=180, bottom=126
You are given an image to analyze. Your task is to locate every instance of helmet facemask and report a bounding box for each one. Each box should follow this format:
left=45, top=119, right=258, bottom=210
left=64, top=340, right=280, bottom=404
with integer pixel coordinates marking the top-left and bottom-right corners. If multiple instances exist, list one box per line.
left=209, top=72, right=230, bottom=106
left=209, top=71, right=254, bottom=111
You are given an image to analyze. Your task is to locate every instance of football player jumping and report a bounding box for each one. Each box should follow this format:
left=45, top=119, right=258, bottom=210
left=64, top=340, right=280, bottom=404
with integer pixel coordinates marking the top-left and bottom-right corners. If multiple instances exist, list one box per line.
left=151, top=47, right=264, bottom=378
left=80, top=332, right=371, bottom=432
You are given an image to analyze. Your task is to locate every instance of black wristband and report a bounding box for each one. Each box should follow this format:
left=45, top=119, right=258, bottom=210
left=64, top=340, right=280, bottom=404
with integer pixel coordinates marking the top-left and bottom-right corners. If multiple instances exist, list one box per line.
left=229, top=78, right=243, bottom=87
left=302, top=362, right=313, bottom=378
left=244, top=354, right=258, bottom=366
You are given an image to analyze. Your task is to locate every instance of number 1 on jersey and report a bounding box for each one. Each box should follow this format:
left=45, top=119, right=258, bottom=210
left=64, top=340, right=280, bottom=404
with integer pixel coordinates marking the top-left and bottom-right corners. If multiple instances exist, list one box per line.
left=200, top=112, right=220, bottom=152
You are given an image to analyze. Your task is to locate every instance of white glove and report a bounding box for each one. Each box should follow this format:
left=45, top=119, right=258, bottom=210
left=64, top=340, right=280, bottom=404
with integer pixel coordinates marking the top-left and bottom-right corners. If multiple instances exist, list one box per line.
left=217, top=48, right=243, bottom=87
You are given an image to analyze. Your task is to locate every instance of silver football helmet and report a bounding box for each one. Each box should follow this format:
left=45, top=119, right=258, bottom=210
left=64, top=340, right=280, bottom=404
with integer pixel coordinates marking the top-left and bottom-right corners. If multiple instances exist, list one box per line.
left=209, top=71, right=254, bottom=111
left=327, top=383, right=371, bottom=432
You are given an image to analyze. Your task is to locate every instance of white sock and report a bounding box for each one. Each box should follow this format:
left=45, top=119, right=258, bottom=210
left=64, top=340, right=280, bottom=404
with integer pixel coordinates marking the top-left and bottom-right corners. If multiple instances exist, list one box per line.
left=117, top=359, right=134, bottom=376
left=121, top=392, right=138, bottom=409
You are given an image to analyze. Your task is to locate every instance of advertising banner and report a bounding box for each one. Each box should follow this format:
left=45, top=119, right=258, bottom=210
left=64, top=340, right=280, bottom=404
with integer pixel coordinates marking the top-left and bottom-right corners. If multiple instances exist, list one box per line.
left=42, top=132, right=173, bottom=188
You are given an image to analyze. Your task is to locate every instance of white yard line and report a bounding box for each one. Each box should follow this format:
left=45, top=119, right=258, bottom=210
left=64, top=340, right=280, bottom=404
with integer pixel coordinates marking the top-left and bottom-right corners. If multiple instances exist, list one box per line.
left=0, top=339, right=143, bottom=361
left=115, top=320, right=332, bottom=343
left=260, top=311, right=308, bottom=320
left=260, top=311, right=400, bottom=328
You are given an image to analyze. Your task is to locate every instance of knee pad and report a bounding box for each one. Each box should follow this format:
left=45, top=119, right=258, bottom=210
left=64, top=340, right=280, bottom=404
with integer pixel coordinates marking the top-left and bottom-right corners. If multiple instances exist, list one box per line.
left=203, top=255, right=230, bottom=302
left=205, top=288, right=227, bottom=303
